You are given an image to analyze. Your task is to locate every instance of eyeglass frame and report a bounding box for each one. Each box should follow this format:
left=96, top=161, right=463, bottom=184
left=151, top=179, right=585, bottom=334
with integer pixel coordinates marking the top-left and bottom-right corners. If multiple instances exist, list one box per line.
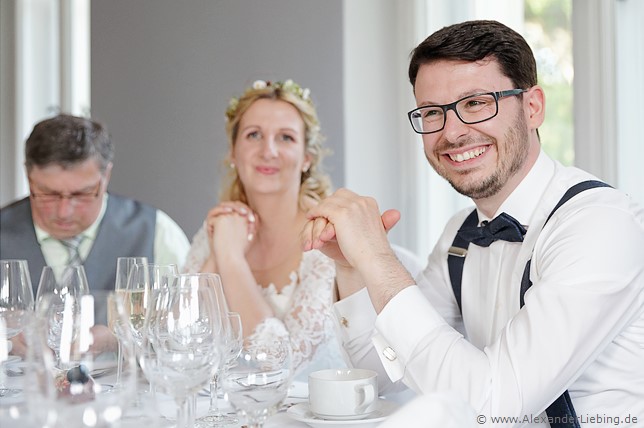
left=407, top=88, right=528, bottom=135
left=29, top=177, right=104, bottom=205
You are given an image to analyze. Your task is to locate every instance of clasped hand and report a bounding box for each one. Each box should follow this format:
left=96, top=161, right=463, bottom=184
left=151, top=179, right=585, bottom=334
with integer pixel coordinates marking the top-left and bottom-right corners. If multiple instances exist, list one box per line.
left=205, top=201, right=258, bottom=257
left=301, top=188, right=401, bottom=270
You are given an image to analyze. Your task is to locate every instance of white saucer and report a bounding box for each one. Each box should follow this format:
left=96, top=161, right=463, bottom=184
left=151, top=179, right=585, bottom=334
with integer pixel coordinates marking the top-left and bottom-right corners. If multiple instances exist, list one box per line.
left=287, top=399, right=399, bottom=428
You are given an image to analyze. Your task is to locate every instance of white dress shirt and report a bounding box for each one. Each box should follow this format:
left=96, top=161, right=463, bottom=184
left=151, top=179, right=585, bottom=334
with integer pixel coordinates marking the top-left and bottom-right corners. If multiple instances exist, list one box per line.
left=334, top=151, right=644, bottom=427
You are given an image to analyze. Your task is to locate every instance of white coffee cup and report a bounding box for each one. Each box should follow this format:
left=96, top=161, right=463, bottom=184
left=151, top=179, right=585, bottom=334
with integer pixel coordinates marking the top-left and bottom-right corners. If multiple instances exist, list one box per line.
left=308, top=368, right=378, bottom=420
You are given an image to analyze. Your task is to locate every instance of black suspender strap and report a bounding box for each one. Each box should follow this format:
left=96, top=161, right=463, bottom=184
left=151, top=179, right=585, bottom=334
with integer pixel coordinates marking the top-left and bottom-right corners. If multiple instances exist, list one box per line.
left=447, top=209, right=478, bottom=313
left=519, top=180, right=612, bottom=307
left=447, top=179, right=611, bottom=428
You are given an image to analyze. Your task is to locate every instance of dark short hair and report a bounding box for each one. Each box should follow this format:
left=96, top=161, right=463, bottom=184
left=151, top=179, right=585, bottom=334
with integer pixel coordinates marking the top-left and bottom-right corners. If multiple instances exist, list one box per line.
left=24, top=114, right=114, bottom=173
left=408, top=20, right=538, bottom=91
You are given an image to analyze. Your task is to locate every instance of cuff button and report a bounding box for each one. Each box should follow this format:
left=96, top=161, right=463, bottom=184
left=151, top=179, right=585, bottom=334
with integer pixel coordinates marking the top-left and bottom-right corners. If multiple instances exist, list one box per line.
left=383, top=346, right=397, bottom=361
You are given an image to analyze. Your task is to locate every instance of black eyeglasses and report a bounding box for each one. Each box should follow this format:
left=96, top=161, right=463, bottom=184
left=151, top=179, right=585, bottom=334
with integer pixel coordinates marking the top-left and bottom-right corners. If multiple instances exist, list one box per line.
left=29, top=179, right=103, bottom=205
left=407, top=89, right=527, bottom=134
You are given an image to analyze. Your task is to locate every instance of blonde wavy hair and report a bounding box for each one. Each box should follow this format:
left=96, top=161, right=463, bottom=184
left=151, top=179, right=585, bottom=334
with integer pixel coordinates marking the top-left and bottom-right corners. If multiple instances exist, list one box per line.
left=220, top=80, right=332, bottom=210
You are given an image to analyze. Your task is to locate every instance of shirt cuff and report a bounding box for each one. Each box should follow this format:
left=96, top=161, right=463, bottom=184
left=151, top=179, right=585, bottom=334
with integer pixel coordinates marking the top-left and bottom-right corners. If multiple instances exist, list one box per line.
left=333, top=288, right=377, bottom=342
left=373, top=285, right=447, bottom=382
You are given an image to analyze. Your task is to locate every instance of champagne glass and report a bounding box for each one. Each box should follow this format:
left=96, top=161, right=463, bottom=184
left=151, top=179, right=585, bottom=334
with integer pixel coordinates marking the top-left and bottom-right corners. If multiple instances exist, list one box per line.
left=1, top=259, right=35, bottom=398
left=222, top=337, right=292, bottom=428
left=123, top=261, right=177, bottom=349
left=147, top=274, right=223, bottom=428
left=121, top=261, right=178, bottom=418
left=28, top=292, right=137, bottom=428
left=196, top=311, right=243, bottom=427
left=35, top=265, right=89, bottom=365
left=112, top=256, right=148, bottom=389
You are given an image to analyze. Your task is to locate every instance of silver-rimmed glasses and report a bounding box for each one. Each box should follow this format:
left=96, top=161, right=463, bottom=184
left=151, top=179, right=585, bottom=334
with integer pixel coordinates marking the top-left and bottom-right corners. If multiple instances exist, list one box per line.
left=29, top=178, right=103, bottom=206
left=407, top=88, right=527, bottom=134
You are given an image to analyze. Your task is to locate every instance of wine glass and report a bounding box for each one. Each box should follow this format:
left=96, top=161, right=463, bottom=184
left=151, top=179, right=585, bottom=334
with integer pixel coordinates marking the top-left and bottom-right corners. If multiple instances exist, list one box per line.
left=195, top=273, right=231, bottom=427
left=147, top=274, right=223, bottom=428
left=112, top=257, right=147, bottom=389
left=222, top=337, right=292, bottom=428
left=196, top=311, right=243, bottom=427
left=34, top=265, right=89, bottom=366
left=0, top=260, right=34, bottom=338
left=27, top=291, right=137, bottom=428
left=1, top=259, right=35, bottom=398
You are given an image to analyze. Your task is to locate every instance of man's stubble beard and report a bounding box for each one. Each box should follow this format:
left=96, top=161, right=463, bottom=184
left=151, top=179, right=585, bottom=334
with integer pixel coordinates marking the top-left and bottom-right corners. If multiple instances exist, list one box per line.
left=426, top=110, right=530, bottom=200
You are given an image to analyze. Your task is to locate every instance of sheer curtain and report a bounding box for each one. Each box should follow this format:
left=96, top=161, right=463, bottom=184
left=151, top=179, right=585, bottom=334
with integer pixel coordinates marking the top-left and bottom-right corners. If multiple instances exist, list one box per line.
left=0, top=0, right=89, bottom=207
left=614, top=0, right=644, bottom=206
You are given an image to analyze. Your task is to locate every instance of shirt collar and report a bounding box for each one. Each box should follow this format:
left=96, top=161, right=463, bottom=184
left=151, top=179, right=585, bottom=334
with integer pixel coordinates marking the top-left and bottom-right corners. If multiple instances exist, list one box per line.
left=35, top=193, right=110, bottom=244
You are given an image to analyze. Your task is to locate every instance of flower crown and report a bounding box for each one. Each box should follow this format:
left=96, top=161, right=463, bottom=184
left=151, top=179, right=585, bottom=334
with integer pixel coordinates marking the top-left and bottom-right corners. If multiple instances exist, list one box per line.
left=225, top=79, right=312, bottom=121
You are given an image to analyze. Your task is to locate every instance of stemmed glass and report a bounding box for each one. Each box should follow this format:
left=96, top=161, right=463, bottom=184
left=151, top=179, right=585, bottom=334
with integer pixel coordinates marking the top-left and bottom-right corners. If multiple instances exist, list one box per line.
left=0, top=259, right=34, bottom=398
left=112, top=256, right=147, bottom=389
left=34, top=265, right=89, bottom=366
left=123, top=261, right=177, bottom=350
left=146, top=274, right=223, bottom=428
left=121, top=261, right=178, bottom=419
left=195, top=311, right=243, bottom=427
left=222, top=337, right=292, bottom=428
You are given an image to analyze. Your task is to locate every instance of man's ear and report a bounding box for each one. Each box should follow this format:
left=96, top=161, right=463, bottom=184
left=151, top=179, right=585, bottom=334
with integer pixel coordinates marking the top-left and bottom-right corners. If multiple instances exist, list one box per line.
left=525, top=85, right=546, bottom=130
left=103, top=162, right=113, bottom=182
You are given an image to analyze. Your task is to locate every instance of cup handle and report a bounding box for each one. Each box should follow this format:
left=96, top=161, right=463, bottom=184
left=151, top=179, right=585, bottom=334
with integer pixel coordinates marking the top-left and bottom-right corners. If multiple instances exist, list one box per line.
left=354, top=383, right=376, bottom=414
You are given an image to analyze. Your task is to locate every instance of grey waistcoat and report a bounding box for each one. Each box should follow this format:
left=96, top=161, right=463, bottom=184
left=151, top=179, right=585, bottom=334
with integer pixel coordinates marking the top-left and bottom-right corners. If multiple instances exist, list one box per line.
left=0, top=194, right=156, bottom=297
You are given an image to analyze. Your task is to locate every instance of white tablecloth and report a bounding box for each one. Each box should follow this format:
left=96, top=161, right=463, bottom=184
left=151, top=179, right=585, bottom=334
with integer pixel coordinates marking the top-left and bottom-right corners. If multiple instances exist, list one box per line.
left=1, top=360, right=476, bottom=427
left=1, top=364, right=313, bottom=428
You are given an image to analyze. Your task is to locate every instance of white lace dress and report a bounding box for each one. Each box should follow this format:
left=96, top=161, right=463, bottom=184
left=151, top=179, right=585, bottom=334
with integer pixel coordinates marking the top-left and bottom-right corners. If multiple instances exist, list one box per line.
left=183, top=225, right=347, bottom=380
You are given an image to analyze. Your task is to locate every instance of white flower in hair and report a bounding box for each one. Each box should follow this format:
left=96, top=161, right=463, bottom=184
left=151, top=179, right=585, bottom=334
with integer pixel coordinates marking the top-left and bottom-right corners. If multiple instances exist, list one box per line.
left=226, top=79, right=313, bottom=122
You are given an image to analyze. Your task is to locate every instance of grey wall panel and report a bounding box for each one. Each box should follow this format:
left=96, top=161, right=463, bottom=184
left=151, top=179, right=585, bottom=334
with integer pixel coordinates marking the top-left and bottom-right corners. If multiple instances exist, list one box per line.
left=91, top=0, right=344, bottom=239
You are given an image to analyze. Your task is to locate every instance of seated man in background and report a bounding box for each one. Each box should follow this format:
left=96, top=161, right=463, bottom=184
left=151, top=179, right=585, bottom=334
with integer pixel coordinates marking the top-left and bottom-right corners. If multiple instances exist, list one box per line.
left=0, top=114, right=190, bottom=350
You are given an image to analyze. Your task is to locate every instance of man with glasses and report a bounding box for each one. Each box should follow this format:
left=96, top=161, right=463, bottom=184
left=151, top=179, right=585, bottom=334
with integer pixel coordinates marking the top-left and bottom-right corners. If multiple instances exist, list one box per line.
left=0, top=114, right=190, bottom=297
left=303, top=20, right=644, bottom=427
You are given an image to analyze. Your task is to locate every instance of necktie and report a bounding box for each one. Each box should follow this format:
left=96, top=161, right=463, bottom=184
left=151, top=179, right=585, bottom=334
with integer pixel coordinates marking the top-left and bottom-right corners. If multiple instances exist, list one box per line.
left=60, top=235, right=85, bottom=265
left=456, top=212, right=526, bottom=247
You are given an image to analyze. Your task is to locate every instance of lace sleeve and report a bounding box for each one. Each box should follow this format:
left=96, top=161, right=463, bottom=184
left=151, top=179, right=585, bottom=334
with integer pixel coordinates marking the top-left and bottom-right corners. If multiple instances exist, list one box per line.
left=248, top=251, right=336, bottom=376
left=182, top=224, right=210, bottom=273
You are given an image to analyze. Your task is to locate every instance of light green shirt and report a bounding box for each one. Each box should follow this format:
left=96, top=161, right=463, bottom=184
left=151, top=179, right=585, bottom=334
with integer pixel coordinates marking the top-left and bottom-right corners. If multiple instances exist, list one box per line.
left=35, top=193, right=190, bottom=269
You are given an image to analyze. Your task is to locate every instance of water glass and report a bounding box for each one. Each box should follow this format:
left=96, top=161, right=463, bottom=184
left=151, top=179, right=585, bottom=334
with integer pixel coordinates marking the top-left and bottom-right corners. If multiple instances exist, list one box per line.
left=223, top=337, right=292, bottom=428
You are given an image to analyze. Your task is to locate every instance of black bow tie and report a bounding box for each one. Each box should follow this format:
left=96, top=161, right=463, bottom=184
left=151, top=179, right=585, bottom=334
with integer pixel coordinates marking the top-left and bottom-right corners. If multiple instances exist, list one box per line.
left=456, top=212, right=527, bottom=247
